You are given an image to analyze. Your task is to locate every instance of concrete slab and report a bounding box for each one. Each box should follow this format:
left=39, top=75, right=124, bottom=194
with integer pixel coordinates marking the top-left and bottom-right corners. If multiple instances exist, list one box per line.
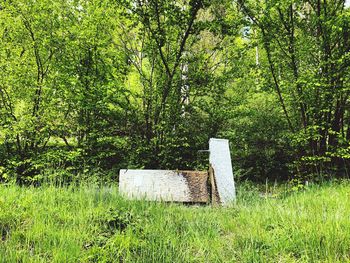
left=209, top=138, right=236, bottom=205
left=119, top=169, right=209, bottom=203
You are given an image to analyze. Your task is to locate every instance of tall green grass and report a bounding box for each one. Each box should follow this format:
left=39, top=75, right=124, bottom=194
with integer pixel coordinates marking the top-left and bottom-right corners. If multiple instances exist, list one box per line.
left=0, top=181, right=349, bottom=262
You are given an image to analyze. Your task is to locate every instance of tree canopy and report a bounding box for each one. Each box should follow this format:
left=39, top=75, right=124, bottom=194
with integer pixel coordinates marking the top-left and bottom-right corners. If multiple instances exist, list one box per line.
left=0, top=0, right=349, bottom=183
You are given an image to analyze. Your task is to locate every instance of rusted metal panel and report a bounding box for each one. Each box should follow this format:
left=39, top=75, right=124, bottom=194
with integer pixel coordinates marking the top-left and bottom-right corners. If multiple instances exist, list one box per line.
left=119, top=169, right=209, bottom=203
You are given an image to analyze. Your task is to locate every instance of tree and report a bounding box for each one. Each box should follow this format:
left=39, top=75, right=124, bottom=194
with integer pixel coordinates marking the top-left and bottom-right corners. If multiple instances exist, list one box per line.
left=237, top=0, right=350, bottom=177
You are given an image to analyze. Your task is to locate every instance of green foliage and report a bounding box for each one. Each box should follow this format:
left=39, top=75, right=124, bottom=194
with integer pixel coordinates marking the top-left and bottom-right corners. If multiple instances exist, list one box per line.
left=222, top=93, right=292, bottom=181
left=236, top=0, right=350, bottom=179
left=1, top=0, right=350, bottom=182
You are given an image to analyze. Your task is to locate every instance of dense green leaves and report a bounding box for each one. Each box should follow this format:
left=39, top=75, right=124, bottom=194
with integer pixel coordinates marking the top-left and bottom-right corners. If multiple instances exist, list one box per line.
left=1, top=0, right=350, bottom=183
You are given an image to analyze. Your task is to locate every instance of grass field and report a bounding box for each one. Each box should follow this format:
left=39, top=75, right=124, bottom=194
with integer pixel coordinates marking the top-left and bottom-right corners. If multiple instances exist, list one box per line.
left=0, top=181, right=350, bottom=262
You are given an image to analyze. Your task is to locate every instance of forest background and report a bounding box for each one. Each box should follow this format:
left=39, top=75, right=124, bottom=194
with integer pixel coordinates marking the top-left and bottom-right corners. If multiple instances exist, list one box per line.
left=1, top=0, right=350, bottom=184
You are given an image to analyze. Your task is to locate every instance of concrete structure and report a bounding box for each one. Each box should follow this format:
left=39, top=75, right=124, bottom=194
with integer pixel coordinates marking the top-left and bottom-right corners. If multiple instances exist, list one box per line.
left=119, top=138, right=236, bottom=205
left=119, top=169, right=209, bottom=203
left=209, top=138, right=236, bottom=205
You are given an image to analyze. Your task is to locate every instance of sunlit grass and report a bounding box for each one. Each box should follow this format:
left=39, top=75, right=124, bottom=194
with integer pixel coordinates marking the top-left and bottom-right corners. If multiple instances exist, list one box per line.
left=0, top=181, right=349, bottom=262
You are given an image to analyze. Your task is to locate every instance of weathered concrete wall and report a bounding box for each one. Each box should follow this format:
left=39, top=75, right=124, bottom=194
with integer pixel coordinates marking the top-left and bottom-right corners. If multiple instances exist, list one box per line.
left=119, top=170, right=209, bottom=203
left=119, top=138, right=235, bottom=205
left=209, top=138, right=236, bottom=205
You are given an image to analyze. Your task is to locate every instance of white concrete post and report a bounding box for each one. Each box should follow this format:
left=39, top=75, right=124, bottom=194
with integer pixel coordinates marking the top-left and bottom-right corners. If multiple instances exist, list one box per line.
left=209, top=138, right=236, bottom=205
